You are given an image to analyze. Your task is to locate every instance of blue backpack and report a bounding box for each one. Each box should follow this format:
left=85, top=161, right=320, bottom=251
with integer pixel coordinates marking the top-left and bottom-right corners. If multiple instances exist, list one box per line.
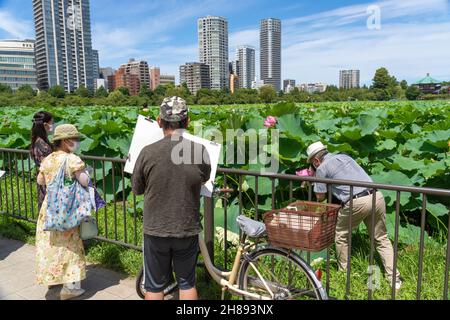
left=44, top=157, right=94, bottom=232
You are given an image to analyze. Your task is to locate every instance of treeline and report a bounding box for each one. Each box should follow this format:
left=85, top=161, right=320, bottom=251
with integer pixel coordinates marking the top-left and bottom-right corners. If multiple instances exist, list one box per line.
left=0, top=67, right=448, bottom=107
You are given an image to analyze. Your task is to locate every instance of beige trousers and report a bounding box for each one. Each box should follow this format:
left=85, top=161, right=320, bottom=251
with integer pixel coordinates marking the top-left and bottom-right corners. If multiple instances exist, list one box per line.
left=335, top=192, right=401, bottom=283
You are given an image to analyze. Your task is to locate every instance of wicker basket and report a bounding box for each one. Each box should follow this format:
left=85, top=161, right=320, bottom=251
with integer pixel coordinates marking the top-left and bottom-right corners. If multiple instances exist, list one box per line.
left=263, top=201, right=341, bottom=252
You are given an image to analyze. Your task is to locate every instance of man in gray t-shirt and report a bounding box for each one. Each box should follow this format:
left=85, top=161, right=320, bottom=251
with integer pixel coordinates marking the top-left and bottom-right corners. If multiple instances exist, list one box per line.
left=307, top=141, right=401, bottom=290
left=132, top=97, right=211, bottom=301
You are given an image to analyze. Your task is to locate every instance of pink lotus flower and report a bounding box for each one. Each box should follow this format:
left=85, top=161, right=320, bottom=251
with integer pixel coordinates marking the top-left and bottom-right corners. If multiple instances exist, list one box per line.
left=296, top=168, right=314, bottom=177
left=296, top=168, right=315, bottom=188
left=264, top=116, right=278, bottom=128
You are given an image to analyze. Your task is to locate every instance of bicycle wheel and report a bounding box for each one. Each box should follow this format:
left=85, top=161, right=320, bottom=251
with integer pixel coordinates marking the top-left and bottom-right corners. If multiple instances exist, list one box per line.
left=135, top=267, right=178, bottom=300
left=238, top=247, right=327, bottom=300
left=136, top=268, right=146, bottom=299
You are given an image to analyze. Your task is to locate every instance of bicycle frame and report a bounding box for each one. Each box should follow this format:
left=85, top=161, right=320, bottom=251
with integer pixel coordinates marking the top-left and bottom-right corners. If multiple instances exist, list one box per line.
left=198, top=233, right=275, bottom=300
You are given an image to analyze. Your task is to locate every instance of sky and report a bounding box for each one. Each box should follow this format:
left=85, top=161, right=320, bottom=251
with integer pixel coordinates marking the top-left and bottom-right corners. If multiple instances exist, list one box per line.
left=0, top=0, right=449, bottom=86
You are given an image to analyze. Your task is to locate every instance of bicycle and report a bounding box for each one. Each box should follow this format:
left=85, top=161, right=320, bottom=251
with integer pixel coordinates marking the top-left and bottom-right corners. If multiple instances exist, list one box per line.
left=136, top=189, right=338, bottom=300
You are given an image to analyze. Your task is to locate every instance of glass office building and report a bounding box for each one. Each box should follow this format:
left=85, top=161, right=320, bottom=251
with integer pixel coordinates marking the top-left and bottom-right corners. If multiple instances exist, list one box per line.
left=0, top=40, right=38, bottom=91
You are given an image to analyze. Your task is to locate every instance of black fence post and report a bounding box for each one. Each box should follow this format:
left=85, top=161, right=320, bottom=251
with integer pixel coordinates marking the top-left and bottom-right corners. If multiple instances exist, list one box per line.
left=204, top=196, right=215, bottom=267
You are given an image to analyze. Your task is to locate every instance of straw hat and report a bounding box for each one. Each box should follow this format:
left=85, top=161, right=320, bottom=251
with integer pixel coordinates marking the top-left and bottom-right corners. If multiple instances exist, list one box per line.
left=307, top=141, right=327, bottom=163
left=51, top=124, right=85, bottom=142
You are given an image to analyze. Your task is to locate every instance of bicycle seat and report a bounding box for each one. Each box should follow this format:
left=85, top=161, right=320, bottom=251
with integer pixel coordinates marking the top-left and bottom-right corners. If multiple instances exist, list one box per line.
left=236, top=215, right=266, bottom=238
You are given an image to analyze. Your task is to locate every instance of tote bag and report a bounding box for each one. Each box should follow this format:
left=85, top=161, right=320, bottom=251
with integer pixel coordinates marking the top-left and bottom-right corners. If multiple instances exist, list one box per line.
left=44, top=156, right=94, bottom=232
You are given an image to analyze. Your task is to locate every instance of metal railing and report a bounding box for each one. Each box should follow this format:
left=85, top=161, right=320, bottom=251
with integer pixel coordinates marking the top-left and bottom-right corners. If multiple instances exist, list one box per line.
left=1, top=147, right=449, bottom=300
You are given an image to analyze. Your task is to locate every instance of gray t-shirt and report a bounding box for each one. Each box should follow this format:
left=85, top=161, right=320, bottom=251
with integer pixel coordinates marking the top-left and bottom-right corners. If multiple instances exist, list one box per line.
left=314, top=153, right=372, bottom=203
left=132, top=133, right=211, bottom=238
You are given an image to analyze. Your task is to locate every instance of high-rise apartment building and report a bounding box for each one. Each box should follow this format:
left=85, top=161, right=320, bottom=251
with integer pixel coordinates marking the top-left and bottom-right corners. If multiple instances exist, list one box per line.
left=0, top=40, right=37, bottom=91
left=339, top=70, right=360, bottom=89
left=260, top=18, right=282, bottom=91
left=198, top=16, right=229, bottom=90
left=111, top=59, right=150, bottom=96
left=150, top=67, right=160, bottom=90
left=92, top=49, right=100, bottom=78
left=235, top=46, right=255, bottom=89
left=33, top=0, right=95, bottom=92
left=180, top=62, right=210, bottom=95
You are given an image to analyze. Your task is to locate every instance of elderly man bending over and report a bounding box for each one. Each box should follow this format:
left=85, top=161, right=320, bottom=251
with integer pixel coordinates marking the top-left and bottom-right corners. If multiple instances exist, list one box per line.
left=306, top=141, right=402, bottom=290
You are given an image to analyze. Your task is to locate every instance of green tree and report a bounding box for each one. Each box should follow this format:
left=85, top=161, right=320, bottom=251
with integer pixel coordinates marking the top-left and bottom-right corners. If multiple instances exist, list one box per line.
left=400, top=80, right=408, bottom=90
left=35, top=91, right=58, bottom=107
left=95, top=86, right=109, bottom=98
left=154, top=85, right=167, bottom=96
left=405, top=85, right=422, bottom=100
left=16, top=85, right=36, bottom=98
left=48, top=85, right=66, bottom=98
left=325, top=85, right=339, bottom=92
left=139, top=85, right=152, bottom=98
left=107, top=90, right=127, bottom=105
left=371, top=68, right=399, bottom=100
left=233, top=88, right=260, bottom=104
left=259, top=85, right=277, bottom=103
left=0, top=83, right=13, bottom=94
left=181, top=82, right=192, bottom=96
left=74, top=85, right=92, bottom=98
left=117, top=86, right=130, bottom=96
left=372, top=68, right=396, bottom=89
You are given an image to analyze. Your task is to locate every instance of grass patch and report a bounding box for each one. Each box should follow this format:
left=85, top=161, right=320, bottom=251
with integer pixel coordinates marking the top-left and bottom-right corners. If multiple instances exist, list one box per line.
left=1, top=215, right=449, bottom=300
left=1, top=175, right=448, bottom=300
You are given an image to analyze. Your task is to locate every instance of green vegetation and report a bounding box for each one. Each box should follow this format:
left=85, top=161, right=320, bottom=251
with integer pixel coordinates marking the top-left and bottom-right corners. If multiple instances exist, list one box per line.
left=1, top=217, right=448, bottom=300
left=0, top=97, right=448, bottom=300
left=1, top=100, right=449, bottom=245
left=0, top=68, right=449, bottom=108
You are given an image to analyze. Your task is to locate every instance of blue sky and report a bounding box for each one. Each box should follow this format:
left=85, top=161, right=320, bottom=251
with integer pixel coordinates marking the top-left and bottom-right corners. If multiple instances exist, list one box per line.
left=0, top=0, right=449, bottom=85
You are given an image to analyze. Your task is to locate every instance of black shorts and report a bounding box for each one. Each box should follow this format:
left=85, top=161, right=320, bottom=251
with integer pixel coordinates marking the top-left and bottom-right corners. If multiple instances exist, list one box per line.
left=143, top=234, right=199, bottom=293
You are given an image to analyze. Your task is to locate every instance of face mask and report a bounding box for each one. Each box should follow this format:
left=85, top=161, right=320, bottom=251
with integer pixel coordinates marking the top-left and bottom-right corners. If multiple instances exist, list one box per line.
left=45, top=123, right=54, bottom=134
left=67, top=140, right=80, bottom=154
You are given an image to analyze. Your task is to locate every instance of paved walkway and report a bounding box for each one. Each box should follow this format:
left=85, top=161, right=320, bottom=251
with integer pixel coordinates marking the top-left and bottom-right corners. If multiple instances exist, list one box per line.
left=0, top=237, right=143, bottom=300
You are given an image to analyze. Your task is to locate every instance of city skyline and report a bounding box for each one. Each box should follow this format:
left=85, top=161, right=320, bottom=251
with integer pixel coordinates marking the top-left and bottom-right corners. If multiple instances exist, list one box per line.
left=0, top=0, right=449, bottom=86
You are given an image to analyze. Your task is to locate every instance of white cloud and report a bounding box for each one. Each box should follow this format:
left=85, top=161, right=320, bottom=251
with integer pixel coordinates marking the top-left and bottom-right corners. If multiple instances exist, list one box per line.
left=229, top=29, right=259, bottom=50
left=1, top=0, right=449, bottom=86
left=285, top=0, right=448, bottom=27
left=0, top=10, right=33, bottom=39
left=228, top=0, right=450, bottom=85
left=282, top=21, right=450, bottom=85
left=93, top=0, right=238, bottom=68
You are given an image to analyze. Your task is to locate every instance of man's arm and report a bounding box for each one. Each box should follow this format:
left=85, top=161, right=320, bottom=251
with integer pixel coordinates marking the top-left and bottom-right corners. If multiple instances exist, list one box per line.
left=314, top=166, right=328, bottom=202
left=131, top=151, right=147, bottom=196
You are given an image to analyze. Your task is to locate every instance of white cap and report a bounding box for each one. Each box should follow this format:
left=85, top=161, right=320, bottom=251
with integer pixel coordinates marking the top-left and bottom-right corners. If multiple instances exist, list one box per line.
left=307, top=142, right=327, bottom=163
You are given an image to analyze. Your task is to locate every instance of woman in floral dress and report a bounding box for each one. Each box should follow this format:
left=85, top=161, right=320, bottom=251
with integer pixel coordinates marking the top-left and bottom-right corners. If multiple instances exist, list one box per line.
left=36, top=124, right=90, bottom=300
left=30, top=112, right=54, bottom=211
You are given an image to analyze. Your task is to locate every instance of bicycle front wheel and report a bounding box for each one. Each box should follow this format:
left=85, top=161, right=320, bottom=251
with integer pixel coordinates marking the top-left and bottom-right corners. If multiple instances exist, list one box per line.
left=238, top=247, right=327, bottom=300
left=135, top=267, right=178, bottom=300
